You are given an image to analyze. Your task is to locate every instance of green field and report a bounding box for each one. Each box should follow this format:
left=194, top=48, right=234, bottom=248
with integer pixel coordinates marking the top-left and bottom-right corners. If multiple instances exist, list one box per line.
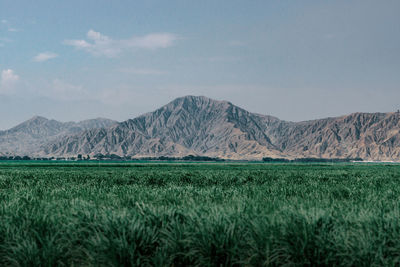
left=0, top=162, right=400, bottom=266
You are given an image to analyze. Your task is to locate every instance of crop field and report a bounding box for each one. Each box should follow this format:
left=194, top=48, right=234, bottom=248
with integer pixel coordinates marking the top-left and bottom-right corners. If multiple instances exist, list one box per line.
left=0, top=162, right=400, bottom=266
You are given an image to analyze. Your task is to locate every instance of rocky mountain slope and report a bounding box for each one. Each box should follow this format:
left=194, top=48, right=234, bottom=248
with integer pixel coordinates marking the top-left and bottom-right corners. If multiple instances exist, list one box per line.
left=40, top=96, right=400, bottom=161
left=0, top=116, right=116, bottom=155
left=273, top=112, right=400, bottom=160
left=41, top=96, right=286, bottom=159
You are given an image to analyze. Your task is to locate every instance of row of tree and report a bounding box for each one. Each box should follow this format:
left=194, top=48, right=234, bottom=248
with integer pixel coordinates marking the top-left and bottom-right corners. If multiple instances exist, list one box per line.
left=0, top=155, right=362, bottom=162
left=0, top=154, right=225, bottom=162
left=262, top=157, right=363, bottom=163
left=0, top=156, right=32, bottom=161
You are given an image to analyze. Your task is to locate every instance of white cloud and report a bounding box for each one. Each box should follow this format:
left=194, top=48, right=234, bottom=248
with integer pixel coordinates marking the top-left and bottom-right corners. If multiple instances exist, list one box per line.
left=8, top=28, right=19, bottom=32
left=1, top=69, right=19, bottom=84
left=124, top=33, right=177, bottom=49
left=87, top=29, right=109, bottom=41
left=1, top=19, right=7, bottom=24
left=64, top=29, right=177, bottom=57
left=64, top=39, right=91, bottom=48
left=33, top=52, right=59, bottom=62
left=0, top=69, right=19, bottom=94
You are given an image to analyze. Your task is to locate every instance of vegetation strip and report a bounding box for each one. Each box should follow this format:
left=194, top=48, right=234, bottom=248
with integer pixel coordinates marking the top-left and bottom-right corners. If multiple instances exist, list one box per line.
left=0, top=162, right=399, bottom=266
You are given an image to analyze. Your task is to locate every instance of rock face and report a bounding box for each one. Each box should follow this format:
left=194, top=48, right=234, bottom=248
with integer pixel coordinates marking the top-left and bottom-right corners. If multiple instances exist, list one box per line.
left=0, top=116, right=117, bottom=156
left=274, top=112, right=400, bottom=160
left=39, top=96, right=400, bottom=161
left=41, top=96, right=285, bottom=159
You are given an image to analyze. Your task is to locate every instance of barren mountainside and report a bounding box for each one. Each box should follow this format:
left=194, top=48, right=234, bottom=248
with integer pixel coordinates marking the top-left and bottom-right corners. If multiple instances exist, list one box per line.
left=39, top=96, right=400, bottom=161
left=0, top=116, right=117, bottom=155
left=42, top=96, right=285, bottom=159
left=272, top=113, right=400, bottom=160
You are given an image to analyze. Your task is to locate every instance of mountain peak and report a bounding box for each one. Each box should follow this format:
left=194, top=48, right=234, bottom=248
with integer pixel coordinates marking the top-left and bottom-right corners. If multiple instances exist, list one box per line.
left=0, top=116, right=116, bottom=156
left=10, top=116, right=53, bottom=130
left=165, top=95, right=231, bottom=111
left=175, top=95, right=211, bottom=101
left=28, top=115, right=49, bottom=123
left=170, top=95, right=215, bottom=105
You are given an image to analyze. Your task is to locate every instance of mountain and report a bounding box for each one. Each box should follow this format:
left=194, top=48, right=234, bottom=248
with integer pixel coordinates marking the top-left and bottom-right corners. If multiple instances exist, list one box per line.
left=273, top=112, right=400, bottom=160
left=40, top=96, right=400, bottom=161
left=0, top=116, right=117, bottom=156
left=41, top=96, right=285, bottom=159
left=2, top=96, right=399, bottom=160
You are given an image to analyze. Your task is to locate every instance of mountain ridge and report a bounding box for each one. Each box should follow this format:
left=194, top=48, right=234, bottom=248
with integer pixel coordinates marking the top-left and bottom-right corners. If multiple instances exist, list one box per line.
left=40, top=96, right=400, bottom=160
left=1, top=96, right=399, bottom=160
left=0, top=116, right=117, bottom=156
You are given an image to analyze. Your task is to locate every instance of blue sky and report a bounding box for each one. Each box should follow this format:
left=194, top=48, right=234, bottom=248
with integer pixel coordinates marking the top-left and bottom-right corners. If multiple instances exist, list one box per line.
left=0, top=0, right=399, bottom=129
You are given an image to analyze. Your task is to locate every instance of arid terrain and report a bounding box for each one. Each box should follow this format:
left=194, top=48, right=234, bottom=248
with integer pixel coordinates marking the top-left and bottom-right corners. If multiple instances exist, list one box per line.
left=1, top=96, right=399, bottom=161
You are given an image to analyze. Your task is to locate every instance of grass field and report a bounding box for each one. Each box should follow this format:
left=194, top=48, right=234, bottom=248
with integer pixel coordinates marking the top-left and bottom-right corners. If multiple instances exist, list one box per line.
left=0, top=162, right=400, bottom=266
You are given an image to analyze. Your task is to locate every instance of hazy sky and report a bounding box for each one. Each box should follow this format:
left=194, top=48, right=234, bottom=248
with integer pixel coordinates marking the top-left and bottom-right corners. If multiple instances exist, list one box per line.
left=0, top=0, right=399, bottom=129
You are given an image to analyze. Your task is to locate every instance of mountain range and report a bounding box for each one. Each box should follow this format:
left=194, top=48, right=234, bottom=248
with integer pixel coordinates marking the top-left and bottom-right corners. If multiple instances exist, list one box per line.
left=1, top=96, right=399, bottom=161
left=0, top=116, right=116, bottom=156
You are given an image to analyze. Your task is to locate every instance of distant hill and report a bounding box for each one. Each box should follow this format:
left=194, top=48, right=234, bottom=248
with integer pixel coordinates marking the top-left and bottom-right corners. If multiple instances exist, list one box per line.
left=271, top=112, right=400, bottom=160
left=37, top=96, right=400, bottom=161
left=0, top=116, right=117, bottom=156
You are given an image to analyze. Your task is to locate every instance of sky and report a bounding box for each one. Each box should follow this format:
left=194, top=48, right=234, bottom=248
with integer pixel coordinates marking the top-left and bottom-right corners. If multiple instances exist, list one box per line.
left=0, top=0, right=399, bottom=129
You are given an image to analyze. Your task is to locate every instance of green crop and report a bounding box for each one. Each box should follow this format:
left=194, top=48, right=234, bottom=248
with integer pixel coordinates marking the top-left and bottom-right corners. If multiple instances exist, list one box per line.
left=0, top=162, right=399, bottom=266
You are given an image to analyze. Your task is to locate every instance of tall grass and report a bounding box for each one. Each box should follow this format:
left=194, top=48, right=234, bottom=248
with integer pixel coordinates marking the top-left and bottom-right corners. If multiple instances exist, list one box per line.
left=0, top=163, right=399, bottom=266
